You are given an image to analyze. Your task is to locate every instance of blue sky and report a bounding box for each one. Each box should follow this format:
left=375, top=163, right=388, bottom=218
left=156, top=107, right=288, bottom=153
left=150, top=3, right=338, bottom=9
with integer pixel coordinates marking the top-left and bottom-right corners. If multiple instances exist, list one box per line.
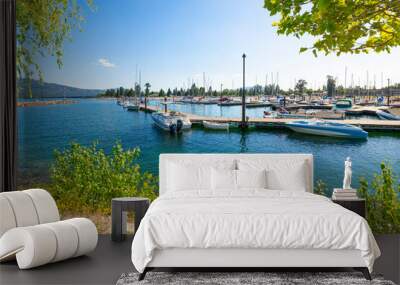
left=38, top=0, right=400, bottom=91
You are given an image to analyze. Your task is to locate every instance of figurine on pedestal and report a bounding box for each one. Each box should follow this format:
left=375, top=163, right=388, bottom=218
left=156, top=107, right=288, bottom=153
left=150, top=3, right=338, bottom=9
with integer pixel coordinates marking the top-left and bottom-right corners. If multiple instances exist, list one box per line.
left=343, top=157, right=352, bottom=190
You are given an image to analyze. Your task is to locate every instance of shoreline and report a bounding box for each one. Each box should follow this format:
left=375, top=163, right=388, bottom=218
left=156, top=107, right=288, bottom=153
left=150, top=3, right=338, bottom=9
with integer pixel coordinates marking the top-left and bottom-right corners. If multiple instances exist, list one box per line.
left=17, top=99, right=77, bottom=107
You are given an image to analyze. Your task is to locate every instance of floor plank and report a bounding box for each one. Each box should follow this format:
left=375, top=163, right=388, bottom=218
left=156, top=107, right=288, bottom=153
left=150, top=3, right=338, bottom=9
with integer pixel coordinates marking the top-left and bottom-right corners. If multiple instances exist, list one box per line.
left=0, top=235, right=133, bottom=285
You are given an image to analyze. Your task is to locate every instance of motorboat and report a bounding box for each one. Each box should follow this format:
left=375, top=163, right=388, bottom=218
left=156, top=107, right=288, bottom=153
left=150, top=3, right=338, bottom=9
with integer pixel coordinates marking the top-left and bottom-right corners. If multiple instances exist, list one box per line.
left=335, top=99, right=353, bottom=109
left=263, top=111, right=279, bottom=118
left=376, top=110, right=400, bottom=120
left=126, top=102, right=140, bottom=111
left=151, top=111, right=191, bottom=133
left=203, top=120, right=229, bottom=130
left=286, top=119, right=368, bottom=139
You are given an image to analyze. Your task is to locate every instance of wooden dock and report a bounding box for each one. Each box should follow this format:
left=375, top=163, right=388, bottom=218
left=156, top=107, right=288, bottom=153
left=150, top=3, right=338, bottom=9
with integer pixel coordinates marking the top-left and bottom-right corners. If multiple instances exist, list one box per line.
left=139, top=105, right=400, bottom=131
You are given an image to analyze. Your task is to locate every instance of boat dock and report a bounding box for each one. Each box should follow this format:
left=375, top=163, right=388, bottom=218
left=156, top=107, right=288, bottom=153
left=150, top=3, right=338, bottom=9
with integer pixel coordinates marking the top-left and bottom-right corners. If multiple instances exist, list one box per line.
left=139, top=104, right=400, bottom=131
left=219, top=102, right=273, bottom=108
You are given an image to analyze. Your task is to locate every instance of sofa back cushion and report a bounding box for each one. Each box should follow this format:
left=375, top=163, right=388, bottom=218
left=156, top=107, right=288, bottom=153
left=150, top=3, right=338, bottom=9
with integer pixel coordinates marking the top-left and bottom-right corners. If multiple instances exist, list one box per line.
left=0, top=189, right=60, bottom=238
left=159, top=154, right=313, bottom=195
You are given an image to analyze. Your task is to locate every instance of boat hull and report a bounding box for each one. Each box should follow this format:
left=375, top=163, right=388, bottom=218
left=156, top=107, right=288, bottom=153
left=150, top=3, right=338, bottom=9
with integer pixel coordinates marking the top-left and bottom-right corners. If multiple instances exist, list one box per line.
left=203, top=121, right=229, bottom=130
left=376, top=110, right=400, bottom=120
left=127, top=105, right=140, bottom=111
left=286, top=121, right=368, bottom=139
left=151, top=113, right=191, bottom=133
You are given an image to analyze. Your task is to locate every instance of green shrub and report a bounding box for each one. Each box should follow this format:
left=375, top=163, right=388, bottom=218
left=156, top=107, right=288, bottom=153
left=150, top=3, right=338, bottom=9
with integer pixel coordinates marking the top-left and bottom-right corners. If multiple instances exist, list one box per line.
left=314, top=179, right=328, bottom=196
left=358, top=162, right=400, bottom=234
left=50, top=141, right=158, bottom=214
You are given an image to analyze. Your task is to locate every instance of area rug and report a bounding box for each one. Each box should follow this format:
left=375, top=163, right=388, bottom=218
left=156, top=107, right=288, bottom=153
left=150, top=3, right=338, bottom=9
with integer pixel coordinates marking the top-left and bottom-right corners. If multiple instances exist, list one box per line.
left=116, top=272, right=395, bottom=285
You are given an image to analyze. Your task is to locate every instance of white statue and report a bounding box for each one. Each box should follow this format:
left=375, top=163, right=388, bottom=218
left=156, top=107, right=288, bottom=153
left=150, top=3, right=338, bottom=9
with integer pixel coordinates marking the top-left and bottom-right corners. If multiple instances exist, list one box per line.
left=343, top=157, right=352, bottom=190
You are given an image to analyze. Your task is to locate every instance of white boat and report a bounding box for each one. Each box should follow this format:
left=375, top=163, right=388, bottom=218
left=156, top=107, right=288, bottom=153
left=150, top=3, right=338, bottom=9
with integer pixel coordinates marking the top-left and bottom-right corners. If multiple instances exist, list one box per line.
left=376, top=110, right=400, bottom=120
left=286, top=119, right=368, bottom=139
left=151, top=112, right=191, bottom=133
left=335, top=99, right=352, bottom=109
left=263, top=111, right=279, bottom=118
left=203, top=120, right=229, bottom=130
left=126, top=102, right=140, bottom=111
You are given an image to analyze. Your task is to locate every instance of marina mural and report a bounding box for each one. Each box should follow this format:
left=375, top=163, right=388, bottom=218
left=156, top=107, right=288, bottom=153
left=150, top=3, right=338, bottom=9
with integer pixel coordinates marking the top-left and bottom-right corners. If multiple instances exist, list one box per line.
left=15, top=0, right=400, bottom=223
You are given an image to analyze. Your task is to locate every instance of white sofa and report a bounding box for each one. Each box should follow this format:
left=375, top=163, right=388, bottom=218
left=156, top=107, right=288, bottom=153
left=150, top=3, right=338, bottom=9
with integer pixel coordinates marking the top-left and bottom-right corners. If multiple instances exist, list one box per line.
left=0, top=189, right=98, bottom=269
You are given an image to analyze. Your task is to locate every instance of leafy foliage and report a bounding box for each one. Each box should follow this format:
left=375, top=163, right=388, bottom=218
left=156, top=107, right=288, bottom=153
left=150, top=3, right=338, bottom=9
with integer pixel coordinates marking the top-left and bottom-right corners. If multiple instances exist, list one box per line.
left=50, top=142, right=158, bottom=214
left=358, top=162, right=400, bottom=234
left=295, top=79, right=307, bottom=95
left=16, top=0, right=93, bottom=82
left=314, top=179, right=328, bottom=196
left=264, top=0, right=400, bottom=55
left=326, top=75, right=336, bottom=97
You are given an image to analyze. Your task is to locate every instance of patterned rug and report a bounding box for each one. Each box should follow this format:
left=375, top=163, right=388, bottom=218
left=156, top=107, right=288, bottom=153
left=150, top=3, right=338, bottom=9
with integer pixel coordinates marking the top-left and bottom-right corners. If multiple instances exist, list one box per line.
left=116, top=271, right=396, bottom=285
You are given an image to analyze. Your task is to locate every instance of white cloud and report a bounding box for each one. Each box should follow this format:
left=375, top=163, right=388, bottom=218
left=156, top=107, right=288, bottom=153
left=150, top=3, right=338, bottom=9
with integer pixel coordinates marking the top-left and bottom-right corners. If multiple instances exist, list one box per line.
left=98, top=58, right=116, bottom=68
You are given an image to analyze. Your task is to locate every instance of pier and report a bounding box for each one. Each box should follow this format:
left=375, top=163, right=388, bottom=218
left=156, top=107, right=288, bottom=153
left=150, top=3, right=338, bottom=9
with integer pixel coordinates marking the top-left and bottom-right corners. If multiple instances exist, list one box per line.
left=139, top=104, right=400, bottom=131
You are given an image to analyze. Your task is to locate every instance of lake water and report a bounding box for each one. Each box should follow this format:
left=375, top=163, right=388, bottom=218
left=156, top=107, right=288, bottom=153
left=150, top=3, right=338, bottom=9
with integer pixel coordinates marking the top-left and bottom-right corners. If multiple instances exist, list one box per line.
left=18, top=98, right=400, bottom=192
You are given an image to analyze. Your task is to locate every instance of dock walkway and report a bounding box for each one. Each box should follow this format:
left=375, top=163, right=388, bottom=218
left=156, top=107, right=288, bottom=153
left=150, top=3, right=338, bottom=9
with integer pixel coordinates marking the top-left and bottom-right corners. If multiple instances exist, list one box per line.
left=140, top=105, right=400, bottom=131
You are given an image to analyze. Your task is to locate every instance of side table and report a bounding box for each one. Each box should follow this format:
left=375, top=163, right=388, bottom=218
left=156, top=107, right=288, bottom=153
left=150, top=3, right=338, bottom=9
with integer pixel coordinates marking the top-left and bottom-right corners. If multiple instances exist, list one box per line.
left=332, top=198, right=366, bottom=218
left=111, top=197, right=150, bottom=242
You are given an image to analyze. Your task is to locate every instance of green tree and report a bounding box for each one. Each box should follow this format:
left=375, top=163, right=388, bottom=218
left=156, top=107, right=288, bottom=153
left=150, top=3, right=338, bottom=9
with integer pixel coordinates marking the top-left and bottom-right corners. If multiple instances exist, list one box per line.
left=358, top=162, right=400, bottom=234
left=119, top=87, right=124, bottom=97
left=17, top=0, right=94, bottom=81
left=126, top=88, right=134, bottom=97
left=134, top=83, right=141, bottom=97
left=295, top=79, right=307, bottom=95
left=327, top=76, right=336, bottom=97
left=144, top=83, right=151, bottom=97
left=166, top=88, right=172, bottom=97
left=264, top=0, right=400, bottom=55
left=159, top=89, right=165, bottom=97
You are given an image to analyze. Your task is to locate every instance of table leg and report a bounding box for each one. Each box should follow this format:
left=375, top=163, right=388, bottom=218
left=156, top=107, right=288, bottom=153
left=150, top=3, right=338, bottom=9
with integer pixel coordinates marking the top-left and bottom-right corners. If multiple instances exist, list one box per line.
left=111, top=202, right=122, bottom=242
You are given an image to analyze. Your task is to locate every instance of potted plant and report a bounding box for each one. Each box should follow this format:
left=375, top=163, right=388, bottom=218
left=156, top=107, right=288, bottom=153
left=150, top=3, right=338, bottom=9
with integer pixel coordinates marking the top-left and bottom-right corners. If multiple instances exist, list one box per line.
left=358, top=162, right=400, bottom=284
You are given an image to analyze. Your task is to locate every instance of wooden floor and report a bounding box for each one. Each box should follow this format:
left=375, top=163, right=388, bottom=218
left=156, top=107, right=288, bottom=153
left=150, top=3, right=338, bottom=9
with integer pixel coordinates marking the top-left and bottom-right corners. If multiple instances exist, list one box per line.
left=1, top=234, right=397, bottom=284
left=0, top=235, right=133, bottom=285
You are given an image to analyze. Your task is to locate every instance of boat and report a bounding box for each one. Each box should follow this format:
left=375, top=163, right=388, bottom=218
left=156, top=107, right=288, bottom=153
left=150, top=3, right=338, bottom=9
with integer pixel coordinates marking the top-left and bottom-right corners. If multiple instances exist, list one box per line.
left=335, top=99, right=352, bottom=109
left=263, top=111, right=279, bottom=118
left=286, top=120, right=368, bottom=139
left=126, top=102, right=140, bottom=111
left=376, top=110, right=400, bottom=120
left=151, top=111, right=191, bottom=133
left=203, top=120, right=229, bottom=130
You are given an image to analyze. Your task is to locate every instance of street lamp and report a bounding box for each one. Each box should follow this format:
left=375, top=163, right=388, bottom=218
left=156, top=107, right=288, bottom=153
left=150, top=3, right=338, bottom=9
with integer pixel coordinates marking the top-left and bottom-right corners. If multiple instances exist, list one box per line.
left=241, top=53, right=247, bottom=129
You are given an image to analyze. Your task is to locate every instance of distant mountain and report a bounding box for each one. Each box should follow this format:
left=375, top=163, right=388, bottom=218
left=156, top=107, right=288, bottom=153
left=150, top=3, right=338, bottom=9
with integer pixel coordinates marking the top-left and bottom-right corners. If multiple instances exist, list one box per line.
left=18, top=79, right=104, bottom=98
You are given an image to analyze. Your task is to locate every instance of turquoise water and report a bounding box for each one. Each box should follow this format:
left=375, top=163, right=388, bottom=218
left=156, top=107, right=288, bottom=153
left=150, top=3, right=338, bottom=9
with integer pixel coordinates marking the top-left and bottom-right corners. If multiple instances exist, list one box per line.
left=18, top=98, right=400, bottom=192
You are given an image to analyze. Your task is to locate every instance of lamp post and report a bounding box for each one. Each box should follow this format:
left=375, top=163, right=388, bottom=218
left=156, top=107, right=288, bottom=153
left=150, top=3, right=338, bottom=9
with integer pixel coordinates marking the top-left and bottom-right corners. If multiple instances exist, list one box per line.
left=241, top=53, right=247, bottom=129
left=387, top=78, right=390, bottom=106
